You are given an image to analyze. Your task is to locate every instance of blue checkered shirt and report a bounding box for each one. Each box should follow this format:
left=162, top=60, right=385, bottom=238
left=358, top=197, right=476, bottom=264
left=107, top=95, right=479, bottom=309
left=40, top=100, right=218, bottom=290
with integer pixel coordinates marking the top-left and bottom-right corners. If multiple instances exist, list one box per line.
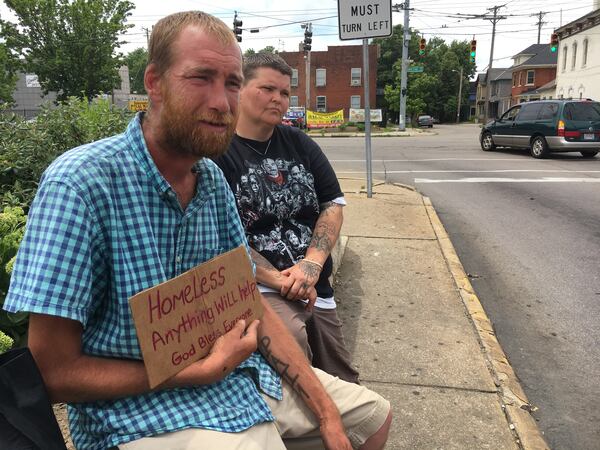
left=4, top=114, right=282, bottom=450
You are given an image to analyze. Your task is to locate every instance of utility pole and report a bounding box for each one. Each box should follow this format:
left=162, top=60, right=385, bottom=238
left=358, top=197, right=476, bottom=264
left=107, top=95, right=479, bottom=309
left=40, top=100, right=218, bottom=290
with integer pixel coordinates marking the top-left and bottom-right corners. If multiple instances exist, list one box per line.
left=456, top=66, right=463, bottom=123
left=394, top=1, right=410, bottom=131
left=482, top=5, right=506, bottom=122
left=142, top=27, right=151, bottom=47
left=302, top=23, right=312, bottom=111
left=533, top=11, right=547, bottom=44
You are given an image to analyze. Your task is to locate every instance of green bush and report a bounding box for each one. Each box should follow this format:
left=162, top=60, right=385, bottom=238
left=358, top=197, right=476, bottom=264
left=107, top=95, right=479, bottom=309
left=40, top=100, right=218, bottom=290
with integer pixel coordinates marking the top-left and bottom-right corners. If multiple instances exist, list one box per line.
left=0, top=98, right=133, bottom=345
left=357, top=123, right=365, bottom=132
left=0, top=330, right=14, bottom=353
left=0, top=206, right=27, bottom=347
left=1, top=98, right=133, bottom=210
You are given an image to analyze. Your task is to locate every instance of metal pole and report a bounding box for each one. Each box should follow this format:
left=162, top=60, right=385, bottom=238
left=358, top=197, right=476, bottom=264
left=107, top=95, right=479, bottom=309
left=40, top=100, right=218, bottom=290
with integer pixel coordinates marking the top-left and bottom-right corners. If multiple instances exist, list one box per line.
left=363, top=39, right=373, bottom=198
left=484, top=6, right=499, bottom=123
left=456, top=66, right=463, bottom=123
left=398, top=0, right=410, bottom=131
left=305, top=23, right=312, bottom=111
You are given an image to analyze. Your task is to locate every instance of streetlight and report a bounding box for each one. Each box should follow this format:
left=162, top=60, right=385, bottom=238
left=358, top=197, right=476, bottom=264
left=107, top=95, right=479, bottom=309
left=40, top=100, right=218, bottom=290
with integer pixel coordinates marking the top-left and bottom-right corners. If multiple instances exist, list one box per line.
left=452, top=68, right=464, bottom=124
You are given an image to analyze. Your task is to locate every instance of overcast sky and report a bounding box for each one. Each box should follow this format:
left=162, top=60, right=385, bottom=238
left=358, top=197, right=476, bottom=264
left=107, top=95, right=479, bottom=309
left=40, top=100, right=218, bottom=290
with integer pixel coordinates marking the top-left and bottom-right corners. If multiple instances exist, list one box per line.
left=1, top=0, right=596, bottom=74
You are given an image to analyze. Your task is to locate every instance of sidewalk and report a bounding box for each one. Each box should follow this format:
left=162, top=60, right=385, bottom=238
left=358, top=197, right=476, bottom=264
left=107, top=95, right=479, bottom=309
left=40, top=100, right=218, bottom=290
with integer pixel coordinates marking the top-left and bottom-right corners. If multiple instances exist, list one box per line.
left=306, top=128, right=436, bottom=138
left=334, top=179, right=550, bottom=449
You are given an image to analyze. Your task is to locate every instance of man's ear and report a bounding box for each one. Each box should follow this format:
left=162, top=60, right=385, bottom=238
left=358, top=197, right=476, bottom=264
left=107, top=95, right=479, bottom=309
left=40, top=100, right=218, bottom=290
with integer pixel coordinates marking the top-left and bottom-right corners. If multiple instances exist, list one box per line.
left=144, top=63, right=162, bottom=104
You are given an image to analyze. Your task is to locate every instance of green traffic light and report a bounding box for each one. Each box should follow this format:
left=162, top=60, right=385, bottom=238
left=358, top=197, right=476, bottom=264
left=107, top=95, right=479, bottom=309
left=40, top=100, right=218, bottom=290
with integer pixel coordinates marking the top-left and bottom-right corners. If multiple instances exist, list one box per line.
left=419, top=50, right=425, bottom=55
left=551, top=46, right=557, bottom=52
left=470, top=51, right=476, bottom=57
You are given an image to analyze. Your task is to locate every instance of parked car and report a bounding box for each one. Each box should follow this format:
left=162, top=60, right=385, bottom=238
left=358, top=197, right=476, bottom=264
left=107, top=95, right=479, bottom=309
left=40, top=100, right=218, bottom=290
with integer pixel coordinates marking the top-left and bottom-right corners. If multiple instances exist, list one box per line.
left=417, top=115, right=434, bottom=128
left=480, top=99, right=600, bottom=158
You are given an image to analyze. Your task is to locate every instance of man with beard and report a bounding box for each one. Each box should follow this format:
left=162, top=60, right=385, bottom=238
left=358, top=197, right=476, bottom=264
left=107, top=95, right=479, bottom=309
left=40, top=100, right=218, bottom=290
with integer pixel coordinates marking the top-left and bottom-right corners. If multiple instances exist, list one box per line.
left=214, top=53, right=360, bottom=385
left=3, top=11, right=391, bottom=450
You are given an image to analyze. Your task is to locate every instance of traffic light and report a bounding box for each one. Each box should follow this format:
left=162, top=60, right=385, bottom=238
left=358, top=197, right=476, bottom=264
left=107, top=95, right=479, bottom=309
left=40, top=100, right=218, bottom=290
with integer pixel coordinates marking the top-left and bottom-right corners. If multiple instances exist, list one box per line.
left=419, top=38, right=426, bottom=56
left=303, top=28, right=312, bottom=52
left=550, top=33, right=559, bottom=52
left=233, top=13, right=242, bottom=43
left=470, top=39, right=477, bottom=63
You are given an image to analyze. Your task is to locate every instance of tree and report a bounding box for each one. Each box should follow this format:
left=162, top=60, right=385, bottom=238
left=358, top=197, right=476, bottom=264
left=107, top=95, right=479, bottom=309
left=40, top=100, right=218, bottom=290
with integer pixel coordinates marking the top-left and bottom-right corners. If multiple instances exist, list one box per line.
left=4, top=0, right=134, bottom=101
left=259, top=45, right=277, bottom=54
left=0, top=21, right=23, bottom=104
left=373, top=24, right=420, bottom=92
left=378, top=29, right=476, bottom=123
left=244, top=48, right=256, bottom=57
left=124, top=47, right=147, bottom=94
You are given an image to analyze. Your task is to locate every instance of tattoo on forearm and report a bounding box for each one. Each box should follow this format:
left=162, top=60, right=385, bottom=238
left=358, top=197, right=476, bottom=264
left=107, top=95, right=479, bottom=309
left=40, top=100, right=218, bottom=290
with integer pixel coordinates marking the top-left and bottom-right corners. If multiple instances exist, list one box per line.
left=259, top=336, right=310, bottom=400
left=309, top=224, right=334, bottom=253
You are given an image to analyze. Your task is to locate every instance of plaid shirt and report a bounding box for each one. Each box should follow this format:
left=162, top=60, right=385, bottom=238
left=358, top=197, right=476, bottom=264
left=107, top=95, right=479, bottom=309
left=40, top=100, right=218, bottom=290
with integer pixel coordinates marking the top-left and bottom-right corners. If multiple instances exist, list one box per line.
left=4, top=114, right=282, bottom=450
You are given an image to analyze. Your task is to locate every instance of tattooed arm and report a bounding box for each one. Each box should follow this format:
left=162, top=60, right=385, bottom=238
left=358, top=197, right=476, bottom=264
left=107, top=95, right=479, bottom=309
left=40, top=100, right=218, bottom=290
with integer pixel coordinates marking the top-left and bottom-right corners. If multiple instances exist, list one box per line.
left=250, top=248, right=317, bottom=307
left=258, top=299, right=352, bottom=450
left=280, top=201, right=343, bottom=300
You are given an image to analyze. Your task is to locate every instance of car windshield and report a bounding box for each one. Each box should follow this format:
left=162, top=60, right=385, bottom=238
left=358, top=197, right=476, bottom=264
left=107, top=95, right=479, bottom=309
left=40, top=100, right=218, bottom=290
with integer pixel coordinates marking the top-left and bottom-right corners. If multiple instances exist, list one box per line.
left=419, top=116, right=431, bottom=119
left=563, top=102, right=600, bottom=121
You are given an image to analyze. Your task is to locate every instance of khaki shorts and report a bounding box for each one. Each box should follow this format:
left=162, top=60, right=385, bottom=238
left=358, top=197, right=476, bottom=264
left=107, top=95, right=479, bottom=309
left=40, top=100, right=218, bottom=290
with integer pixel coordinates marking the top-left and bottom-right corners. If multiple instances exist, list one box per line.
left=119, top=368, right=390, bottom=450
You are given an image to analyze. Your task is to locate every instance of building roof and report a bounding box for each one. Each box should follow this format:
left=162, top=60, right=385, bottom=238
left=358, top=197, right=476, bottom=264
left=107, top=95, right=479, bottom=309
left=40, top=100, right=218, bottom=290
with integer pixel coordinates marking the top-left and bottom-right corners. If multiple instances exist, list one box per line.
left=555, top=8, right=600, bottom=37
left=515, top=79, right=556, bottom=97
left=490, top=68, right=512, bottom=81
left=512, top=44, right=557, bottom=68
left=534, top=79, right=557, bottom=94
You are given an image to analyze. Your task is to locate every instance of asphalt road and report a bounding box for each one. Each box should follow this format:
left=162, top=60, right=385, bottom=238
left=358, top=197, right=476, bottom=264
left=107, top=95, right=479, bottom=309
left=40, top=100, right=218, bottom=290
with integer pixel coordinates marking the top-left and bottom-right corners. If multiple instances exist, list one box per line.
left=317, top=124, right=600, bottom=450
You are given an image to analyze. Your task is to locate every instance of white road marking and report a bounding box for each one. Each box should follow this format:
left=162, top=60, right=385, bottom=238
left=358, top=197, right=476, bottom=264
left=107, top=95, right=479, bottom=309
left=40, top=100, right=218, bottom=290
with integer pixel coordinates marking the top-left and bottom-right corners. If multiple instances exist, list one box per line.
left=414, top=177, right=600, bottom=183
left=334, top=169, right=600, bottom=174
left=328, top=158, right=585, bottom=162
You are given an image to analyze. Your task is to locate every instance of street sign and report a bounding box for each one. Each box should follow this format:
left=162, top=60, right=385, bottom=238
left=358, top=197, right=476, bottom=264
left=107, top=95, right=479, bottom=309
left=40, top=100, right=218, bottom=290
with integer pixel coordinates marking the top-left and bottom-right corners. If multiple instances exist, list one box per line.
left=338, top=0, right=393, bottom=40
left=407, top=66, right=424, bottom=73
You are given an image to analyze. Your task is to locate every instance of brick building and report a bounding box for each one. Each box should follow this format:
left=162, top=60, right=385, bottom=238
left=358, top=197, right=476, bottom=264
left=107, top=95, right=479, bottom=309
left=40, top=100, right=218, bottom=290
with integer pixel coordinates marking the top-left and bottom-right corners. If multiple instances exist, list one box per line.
left=278, top=44, right=378, bottom=118
left=510, top=44, right=557, bottom=104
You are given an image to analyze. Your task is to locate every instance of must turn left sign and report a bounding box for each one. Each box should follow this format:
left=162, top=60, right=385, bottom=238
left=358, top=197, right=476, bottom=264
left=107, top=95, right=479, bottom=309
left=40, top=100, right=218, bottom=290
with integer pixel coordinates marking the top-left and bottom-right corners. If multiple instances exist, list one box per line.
left=338, top=0, right=393, bottom=40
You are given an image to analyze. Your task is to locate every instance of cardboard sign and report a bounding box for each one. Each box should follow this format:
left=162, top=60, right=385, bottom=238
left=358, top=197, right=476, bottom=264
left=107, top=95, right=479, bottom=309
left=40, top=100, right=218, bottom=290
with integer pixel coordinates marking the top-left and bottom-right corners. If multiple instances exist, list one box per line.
left=129, top=245, right=263, bottom=388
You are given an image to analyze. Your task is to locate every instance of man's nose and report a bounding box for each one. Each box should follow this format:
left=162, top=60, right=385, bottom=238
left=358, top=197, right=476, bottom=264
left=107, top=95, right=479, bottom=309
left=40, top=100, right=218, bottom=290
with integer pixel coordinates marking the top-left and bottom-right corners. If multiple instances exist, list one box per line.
left=208, top=83, right=231, bottom=113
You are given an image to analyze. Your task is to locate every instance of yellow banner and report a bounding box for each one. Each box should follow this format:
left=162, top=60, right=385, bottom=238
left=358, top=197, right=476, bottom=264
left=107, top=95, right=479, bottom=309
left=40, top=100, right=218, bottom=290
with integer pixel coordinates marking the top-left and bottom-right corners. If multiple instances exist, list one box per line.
left=306, top=109, right=344, bottom=128
left=128, top=100, right=149, bottom=112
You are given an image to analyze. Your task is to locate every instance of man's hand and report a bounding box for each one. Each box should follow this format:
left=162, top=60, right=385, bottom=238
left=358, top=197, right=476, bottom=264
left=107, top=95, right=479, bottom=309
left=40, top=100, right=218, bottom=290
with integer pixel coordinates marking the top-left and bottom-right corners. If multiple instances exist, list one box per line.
left=168, top=319, right=259, bottom=387
left=320, top=417, right=353, bottom=450
left=280, top=259, right=322, bottom=307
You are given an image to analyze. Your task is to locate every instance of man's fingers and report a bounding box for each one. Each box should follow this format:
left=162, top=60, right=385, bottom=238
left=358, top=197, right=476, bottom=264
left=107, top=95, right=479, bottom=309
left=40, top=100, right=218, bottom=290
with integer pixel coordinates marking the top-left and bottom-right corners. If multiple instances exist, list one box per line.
left=280, top=276, right=294, bottom=297
left=244, top=319, right=260, bottom=339
left=286, top=280, right=302, bottom=300
left=305, top=289, right=317, bottom=311
left=232, top=319, right=246, bottom=337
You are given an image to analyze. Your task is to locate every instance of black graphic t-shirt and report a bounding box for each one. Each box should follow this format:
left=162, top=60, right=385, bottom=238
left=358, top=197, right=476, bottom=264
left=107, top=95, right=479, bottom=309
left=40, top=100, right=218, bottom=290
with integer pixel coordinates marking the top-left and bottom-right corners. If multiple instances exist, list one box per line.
left=214, top=125, right=343, bottom=298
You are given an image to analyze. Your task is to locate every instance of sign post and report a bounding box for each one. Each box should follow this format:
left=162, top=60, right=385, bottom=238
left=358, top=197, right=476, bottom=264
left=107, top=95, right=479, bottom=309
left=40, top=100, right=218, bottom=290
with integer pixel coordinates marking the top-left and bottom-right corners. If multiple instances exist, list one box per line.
left=338, top=0, right=392, bottom=198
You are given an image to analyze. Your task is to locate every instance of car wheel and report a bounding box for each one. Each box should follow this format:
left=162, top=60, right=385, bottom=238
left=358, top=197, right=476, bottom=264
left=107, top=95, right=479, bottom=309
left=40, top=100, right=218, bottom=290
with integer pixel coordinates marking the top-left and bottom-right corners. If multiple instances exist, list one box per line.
left=480, top=132, right=496, bottom=151
left=581, top=151, right=598, bottom=158
left=530, top=136, right=549, bottom=159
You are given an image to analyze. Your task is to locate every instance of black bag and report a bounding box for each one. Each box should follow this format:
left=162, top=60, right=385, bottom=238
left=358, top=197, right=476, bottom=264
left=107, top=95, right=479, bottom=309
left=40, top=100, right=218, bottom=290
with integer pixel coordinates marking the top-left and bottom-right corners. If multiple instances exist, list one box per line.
left=0, top=347, right=67, bottom=450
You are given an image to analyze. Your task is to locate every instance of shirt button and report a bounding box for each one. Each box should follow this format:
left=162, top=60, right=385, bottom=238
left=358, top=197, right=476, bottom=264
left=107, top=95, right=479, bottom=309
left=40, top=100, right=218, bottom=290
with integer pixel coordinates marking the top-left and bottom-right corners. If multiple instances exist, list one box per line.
left=176, top=256, right=182, bottom=263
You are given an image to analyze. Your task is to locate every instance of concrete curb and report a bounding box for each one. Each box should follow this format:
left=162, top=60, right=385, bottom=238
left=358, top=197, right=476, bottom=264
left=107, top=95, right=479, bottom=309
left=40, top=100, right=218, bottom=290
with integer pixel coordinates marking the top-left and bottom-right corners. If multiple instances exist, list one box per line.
left=306, top=130, right=437, bottom=138
left=422, top=196, right=550, bottom=450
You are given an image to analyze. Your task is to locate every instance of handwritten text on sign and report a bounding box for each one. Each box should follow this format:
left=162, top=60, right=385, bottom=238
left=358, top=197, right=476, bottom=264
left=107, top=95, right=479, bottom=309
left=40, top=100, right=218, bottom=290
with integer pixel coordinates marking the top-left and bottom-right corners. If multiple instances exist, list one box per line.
left=129, top=245, right=263, bottom=388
